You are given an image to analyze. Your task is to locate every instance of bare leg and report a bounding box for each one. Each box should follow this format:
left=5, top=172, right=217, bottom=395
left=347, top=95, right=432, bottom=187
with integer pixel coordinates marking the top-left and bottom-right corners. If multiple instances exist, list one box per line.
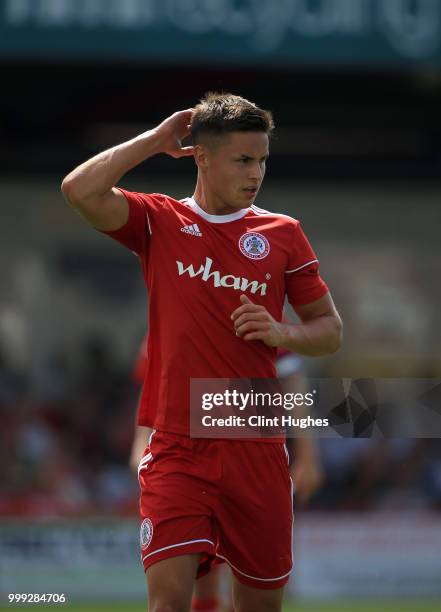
left=232, top=577, right=284, bottom=612
left=192, top=567, right=220, bottom=610
left=146, top=554, right=200, bottom=612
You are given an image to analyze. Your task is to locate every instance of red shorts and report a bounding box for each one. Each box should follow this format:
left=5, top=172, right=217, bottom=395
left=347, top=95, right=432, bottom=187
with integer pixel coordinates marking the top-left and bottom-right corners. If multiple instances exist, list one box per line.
left=138, top=430, right=293, bottom=590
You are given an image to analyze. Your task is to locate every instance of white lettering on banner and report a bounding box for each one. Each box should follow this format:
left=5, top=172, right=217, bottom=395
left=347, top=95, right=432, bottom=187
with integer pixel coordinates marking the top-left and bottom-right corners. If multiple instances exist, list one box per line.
left=165, top=0, right=253, bottom=35
left=166, top=0, right=218, bottom=34
left=113, top=0, right=146, bottom=27
left=4, top=0, right=158, bottom=27
left=3, top=0, right=440, bottom=59
left=250, top=0, right=293, bottom=49
left=327, top=0, right=371, bottom=34
left=87, top=1, right=155, bottom=28
left=37, top=0, right=74, bottom=26
left=5, top=0, right=31, bottom=24
left=290, top=0, right=338, bottom=36
left=176, top=257, right=267, bottom=296
left=380, top=0, right=441, bottom=59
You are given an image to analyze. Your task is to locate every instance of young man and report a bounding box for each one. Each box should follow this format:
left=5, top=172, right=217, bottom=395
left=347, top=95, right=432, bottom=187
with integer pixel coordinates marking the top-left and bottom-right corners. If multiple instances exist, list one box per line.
left=62, top=93, right=342, bottom=612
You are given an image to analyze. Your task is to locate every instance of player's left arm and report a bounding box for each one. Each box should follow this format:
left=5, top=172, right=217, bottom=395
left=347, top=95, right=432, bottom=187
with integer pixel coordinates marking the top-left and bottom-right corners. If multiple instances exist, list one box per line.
left=130, top=424, right=152, bottom=474
left=232, top=293, right=342, bottom=356
left=286, top=431, right=324, bottom=504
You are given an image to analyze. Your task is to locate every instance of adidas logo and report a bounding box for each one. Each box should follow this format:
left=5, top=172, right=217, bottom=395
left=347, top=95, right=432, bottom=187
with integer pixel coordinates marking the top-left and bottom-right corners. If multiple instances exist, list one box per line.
left=181, top=223, right=202, bottom=237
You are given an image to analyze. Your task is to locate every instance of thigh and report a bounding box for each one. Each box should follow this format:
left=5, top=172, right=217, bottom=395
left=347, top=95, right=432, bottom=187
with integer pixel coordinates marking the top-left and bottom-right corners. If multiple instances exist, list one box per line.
left=139, top=432, right=219, bottom=573
left=147, top=553, right=200, bottom=612
left=232, top=577, right=284, bottom=612
left=217, top=441, right=293, bottom=589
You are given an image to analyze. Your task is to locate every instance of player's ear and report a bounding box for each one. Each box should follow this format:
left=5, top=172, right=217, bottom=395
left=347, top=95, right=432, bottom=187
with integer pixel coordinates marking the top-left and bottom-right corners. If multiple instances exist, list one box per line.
left=193, top=144, right=210, bottom=170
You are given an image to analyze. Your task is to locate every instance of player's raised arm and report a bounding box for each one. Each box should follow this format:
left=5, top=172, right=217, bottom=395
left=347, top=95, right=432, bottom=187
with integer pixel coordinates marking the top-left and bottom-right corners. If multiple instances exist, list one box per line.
left=61, top=109, right=195, bottom=231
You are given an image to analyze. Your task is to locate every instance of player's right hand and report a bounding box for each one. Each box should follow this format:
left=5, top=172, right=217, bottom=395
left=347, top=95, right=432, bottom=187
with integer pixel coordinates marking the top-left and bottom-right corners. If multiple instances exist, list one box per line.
left=154, top=109, right=195, bottom=159
left=232, top=294, right=284, bottom=347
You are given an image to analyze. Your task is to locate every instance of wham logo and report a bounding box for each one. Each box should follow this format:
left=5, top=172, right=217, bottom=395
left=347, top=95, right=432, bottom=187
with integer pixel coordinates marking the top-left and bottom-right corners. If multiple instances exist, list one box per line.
left=176, top=257, right=267, bottom=296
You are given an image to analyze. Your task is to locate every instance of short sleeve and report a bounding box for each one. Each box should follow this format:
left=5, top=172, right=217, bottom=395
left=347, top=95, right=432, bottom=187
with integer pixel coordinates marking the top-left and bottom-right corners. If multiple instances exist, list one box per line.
left=285, top=222, right=328, bottom=306
left=100, top=188, right=153, bottom=255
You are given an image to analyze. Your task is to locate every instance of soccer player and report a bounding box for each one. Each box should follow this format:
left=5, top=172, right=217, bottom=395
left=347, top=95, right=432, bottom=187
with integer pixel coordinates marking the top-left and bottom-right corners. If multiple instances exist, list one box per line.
left=61, top=93, right=342, bottom=612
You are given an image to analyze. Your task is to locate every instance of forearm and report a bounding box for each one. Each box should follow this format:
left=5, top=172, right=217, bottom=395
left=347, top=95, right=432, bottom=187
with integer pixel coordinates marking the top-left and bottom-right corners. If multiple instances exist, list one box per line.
left=62, top=129, right=163, bottom=202
left=278, top=315, right=342, bottom=357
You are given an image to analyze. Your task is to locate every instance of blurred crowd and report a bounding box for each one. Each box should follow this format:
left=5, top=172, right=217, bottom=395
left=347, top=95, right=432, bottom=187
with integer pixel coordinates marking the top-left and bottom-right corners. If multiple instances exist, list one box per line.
left=0, top=338, right=138, bottom=517
left=1, top=337, right=441, bottom=518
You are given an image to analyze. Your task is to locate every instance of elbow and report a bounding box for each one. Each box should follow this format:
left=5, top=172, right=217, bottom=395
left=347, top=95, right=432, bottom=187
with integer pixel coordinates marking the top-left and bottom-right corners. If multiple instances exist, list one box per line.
left=61, top=174, right=88, bottom=212
left=328, top=314, right=343, bottom=354
left=61, top=175, right=78, bottom=206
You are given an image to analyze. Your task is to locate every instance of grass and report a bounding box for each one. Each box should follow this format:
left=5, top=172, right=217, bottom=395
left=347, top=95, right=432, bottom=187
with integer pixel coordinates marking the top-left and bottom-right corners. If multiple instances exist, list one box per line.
left=2, top=601, right=441, bottom=612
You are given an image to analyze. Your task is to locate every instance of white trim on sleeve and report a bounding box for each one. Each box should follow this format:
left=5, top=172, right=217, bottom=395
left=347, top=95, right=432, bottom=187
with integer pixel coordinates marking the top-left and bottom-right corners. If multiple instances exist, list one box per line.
left=285, top=259, right=318, bottom=274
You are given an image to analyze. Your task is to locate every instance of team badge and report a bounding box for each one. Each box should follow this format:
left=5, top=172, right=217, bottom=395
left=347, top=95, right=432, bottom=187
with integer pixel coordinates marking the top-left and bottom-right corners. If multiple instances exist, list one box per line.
left=140, top=518, right=153, bottom=550
left=238, top=232, right=270, bottom=260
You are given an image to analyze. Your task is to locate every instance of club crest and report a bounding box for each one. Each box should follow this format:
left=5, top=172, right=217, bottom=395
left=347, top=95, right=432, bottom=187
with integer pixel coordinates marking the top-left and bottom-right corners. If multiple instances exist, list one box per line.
left=140, top=518, right=153, bottom=550
left=238, top=232, right=270, bottom=260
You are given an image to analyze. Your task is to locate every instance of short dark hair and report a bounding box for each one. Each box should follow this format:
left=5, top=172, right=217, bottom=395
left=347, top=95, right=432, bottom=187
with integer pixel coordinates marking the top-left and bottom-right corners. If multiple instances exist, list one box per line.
left=191, top=92, right=274, bottom=145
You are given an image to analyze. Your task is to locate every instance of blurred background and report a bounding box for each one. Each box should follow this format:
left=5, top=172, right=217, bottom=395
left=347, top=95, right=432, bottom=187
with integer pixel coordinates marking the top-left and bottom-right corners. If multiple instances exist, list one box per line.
left=1, top=0, right=441, bottom=609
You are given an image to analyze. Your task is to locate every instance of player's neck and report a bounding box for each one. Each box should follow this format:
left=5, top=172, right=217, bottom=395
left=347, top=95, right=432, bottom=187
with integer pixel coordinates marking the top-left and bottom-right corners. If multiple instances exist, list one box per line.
left=193, top=184, right=244, bottom=216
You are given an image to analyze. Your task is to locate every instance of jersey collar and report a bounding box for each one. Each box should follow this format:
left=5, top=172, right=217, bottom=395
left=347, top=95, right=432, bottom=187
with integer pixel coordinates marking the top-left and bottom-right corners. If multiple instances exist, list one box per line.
left=186, top=197, right=250, bottom=224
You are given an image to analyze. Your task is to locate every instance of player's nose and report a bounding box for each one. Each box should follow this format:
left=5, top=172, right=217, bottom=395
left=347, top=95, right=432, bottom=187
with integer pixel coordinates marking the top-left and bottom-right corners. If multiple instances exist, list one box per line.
left=248, top=161, right=264, bottom=181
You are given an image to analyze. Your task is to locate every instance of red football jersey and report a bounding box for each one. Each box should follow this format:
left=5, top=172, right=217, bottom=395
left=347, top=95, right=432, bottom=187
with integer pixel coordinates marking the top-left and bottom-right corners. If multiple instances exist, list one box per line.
left=133, top=340, right=301, bottom=384
left=104, top=190, right=328, bottom=436
left=132, top=334, right=148, bottom=384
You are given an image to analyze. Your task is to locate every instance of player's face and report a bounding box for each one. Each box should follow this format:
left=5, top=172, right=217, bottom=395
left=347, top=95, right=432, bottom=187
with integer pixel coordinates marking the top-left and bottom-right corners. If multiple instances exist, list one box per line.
left=202, top=131, right=269, bottom=211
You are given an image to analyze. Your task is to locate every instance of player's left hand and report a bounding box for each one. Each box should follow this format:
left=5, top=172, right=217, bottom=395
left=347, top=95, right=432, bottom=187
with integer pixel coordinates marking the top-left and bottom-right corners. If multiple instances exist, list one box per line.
left=231, top=294, right=283, bottom=346
left=290, top=457, right=324, bottom=505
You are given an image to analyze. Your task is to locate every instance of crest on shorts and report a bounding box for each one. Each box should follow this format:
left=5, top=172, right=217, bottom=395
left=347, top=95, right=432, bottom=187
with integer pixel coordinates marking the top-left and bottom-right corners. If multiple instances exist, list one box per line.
left=140, top=518, right=153, bottom=550
left=238, top=232, right=270, bottom=260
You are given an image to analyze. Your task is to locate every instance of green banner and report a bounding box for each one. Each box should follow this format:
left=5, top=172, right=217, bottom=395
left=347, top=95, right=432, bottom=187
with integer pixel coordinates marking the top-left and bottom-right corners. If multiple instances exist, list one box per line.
left=1, top=0, right=441, bottom=66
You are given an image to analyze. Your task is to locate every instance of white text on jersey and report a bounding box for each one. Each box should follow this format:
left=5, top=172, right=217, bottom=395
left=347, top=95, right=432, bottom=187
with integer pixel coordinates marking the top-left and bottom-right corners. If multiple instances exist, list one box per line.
left=181, top=223, right=202, bottom=237
left=176, top=257, right=267, bottom=296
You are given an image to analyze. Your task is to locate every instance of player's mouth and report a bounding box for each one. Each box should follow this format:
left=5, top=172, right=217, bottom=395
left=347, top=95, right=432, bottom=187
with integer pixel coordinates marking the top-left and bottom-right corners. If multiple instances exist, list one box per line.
left=243, top=186, right=258, bottom=198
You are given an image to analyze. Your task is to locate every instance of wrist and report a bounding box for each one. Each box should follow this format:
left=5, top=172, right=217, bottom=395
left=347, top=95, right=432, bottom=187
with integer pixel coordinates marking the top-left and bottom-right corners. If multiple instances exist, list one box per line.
left=277, top=323, right=298, bottom=350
